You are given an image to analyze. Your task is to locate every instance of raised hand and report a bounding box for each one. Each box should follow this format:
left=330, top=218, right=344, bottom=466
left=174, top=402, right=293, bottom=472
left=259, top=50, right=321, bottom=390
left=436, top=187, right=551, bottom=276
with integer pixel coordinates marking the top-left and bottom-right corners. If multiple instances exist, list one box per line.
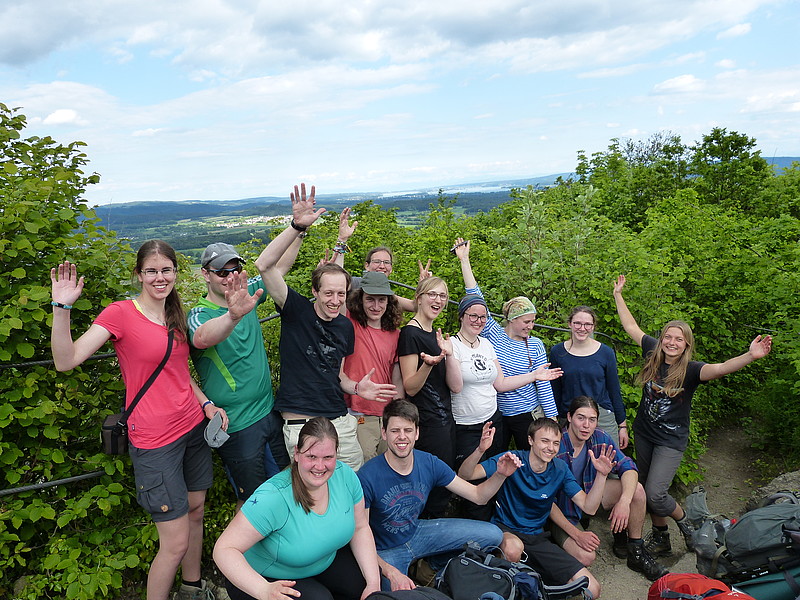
left=418, top=258, right=433, bottom=282
left=51, top=261, right=85, bottom=307
left=290, top=183, right=326, bottom=229
left=478, top=420, right=496, bottom=453
left=496, top=451, right=523, bottom=477
left=532, top=363, right=563, bottom=381
left=613, top=274, right=626, bottom=295
left=224, top=270, right=264, bottom=322
left=338, top=207, right=357, bottom=242
left=453, top=237, right=470, bottom=261
left=749, top=334, right=773, bottom=361
left=436, top=328, right=453, bottom=357
left=589, top=443, right=616, bottom=477
left=317, top=249, right=337, bottom=268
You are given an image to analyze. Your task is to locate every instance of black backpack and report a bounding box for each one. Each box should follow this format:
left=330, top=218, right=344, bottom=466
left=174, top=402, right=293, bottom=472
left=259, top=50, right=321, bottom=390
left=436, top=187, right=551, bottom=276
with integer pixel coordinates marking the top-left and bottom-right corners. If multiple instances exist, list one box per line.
left=367, top=587, right=453, bottom=600
left=436, top=543, right=589, bottom=600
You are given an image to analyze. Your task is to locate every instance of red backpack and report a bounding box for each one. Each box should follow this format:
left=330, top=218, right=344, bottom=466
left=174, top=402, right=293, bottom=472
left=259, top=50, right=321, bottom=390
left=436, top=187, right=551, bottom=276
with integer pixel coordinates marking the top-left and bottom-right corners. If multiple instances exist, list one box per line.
left=648, top=573, right=757, bottom=600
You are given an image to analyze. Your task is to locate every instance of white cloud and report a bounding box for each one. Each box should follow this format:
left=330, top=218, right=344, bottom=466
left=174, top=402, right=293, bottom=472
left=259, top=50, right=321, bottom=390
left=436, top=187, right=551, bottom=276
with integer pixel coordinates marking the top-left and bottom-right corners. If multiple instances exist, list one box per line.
left=717, top=23, right=752, bottom=39
left=716, top=59, right=737, bottom=69
left=42, top=108, right=87, bottom=125
left=653, top=74, right=705, bottom=94
left=132, top=128, right=164, bottom=137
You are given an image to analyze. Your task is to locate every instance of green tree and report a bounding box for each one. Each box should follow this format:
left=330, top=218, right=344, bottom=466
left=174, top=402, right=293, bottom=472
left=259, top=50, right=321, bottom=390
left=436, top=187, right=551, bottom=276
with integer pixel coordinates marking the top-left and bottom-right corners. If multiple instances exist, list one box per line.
left=0, top=103, right=147, bottom=600
left=689, top=127, right=771, bottom=211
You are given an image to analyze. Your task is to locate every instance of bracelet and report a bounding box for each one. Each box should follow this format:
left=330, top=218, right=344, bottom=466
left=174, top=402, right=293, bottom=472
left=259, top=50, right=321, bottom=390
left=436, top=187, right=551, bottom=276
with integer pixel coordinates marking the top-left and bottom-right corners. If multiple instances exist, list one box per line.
left=290, top=219, right=307, bottom=232
left=51, top=301, right=73, bottom=310
left=354, top=382, right=359, bottom=396
left=333, top=240, right=350, bottom=254
left=202, top=400, right=215, bottom=410
left=618, top=425, right=628, bottom=429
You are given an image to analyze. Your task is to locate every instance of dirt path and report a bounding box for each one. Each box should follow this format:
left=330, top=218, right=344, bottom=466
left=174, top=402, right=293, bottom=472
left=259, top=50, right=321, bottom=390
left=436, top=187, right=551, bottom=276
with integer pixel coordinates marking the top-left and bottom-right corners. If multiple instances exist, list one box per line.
left=589, top=425, right=760, bottom=599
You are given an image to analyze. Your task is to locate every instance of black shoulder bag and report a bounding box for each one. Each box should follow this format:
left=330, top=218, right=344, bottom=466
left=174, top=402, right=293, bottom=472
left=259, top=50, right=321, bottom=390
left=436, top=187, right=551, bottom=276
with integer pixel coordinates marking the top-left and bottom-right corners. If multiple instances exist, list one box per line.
left=101, top=329, right=175, bottom=454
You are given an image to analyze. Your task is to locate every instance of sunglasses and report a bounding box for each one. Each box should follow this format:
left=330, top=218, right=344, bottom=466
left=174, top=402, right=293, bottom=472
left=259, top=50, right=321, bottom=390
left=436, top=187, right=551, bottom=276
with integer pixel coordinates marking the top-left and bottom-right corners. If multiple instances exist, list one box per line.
left=208, top=265, right=243, bottom=277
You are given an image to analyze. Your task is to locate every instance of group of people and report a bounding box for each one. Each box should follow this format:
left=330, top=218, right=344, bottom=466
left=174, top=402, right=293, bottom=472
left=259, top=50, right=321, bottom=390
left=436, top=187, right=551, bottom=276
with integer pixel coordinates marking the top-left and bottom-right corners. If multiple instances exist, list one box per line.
left=50, top=183, right=773, bottom=600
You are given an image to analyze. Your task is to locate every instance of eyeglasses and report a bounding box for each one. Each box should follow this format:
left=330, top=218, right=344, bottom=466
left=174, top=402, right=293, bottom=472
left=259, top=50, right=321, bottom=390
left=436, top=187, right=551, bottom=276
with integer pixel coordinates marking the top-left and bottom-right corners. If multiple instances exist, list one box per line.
left=369, top=259, right=393, bottom=267
left=208, top=265, right=243, bottom=277
left=571, top=322, right=595, bottom=329
left=142, top=267, right=176, bottom=278
left=465, top=313, right=488, bottom=323
left=425, top=292, right=448, bottom=301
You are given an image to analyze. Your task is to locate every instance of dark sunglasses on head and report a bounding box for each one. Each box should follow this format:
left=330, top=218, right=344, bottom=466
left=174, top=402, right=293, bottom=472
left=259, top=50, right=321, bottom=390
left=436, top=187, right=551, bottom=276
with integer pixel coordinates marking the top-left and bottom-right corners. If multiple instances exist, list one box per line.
left=208, top=265, right=243, bottom=277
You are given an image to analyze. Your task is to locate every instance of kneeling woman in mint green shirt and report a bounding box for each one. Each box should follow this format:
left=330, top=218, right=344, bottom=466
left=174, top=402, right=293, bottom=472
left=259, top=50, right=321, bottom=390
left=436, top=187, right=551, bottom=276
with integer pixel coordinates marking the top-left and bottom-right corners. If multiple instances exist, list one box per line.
left=214, top=418, right=381, bottom=600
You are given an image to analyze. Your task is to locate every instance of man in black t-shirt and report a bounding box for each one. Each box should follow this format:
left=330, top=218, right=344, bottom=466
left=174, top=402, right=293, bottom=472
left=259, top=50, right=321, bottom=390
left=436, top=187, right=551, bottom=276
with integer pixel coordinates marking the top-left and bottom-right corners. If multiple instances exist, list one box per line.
left=255, top=183, right=396, bottom=470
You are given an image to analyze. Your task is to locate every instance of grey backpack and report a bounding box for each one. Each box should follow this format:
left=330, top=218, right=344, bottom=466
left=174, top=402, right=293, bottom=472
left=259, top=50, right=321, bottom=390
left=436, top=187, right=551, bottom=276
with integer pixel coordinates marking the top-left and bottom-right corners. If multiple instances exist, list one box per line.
left=695, top=491, right=800, bottom=583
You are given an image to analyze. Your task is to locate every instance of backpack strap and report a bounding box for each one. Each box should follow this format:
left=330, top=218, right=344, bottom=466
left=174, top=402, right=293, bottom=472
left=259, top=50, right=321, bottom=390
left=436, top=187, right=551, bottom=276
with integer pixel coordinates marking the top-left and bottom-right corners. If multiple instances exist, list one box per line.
left=782, top=568, right=800, bottom=600
left=710, top=545, right=728, bottom=577
left=660, top=590, right=727, bottom=599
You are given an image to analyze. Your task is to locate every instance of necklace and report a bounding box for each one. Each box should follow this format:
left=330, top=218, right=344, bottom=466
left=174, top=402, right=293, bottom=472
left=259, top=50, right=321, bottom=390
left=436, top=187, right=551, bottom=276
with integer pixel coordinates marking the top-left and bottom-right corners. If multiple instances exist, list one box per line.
left=409, top=317, right=431, bottom=332
left=136, top=298, right=166, bottom=326
left=456, top=333, right=479, bottom=348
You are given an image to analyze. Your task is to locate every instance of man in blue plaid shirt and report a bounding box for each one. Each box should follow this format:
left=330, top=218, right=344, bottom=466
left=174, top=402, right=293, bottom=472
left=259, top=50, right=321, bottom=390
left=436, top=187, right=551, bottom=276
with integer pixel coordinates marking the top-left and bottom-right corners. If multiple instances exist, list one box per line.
left=550, top=396, right=668, bottom=581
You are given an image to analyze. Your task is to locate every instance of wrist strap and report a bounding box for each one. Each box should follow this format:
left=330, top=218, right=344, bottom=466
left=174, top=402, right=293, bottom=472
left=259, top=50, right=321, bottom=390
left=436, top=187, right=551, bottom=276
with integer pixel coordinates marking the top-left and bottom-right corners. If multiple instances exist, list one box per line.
left=118, top=329, right=174, bottom=425
left=290, top=219, right=308, bottom=232
left=51, top=301, right=73, bottom=310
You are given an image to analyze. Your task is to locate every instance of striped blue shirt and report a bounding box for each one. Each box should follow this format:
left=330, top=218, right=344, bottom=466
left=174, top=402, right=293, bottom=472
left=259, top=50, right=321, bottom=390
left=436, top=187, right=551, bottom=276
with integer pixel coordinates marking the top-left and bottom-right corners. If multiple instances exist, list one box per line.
left=466, top=285, right=556, bottom=417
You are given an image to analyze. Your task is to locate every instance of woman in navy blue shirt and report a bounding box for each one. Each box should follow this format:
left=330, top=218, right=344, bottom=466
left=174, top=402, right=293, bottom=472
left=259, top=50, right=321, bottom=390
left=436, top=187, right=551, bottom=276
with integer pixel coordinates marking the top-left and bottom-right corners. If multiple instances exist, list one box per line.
left=550, top=306, right=628, bottom=449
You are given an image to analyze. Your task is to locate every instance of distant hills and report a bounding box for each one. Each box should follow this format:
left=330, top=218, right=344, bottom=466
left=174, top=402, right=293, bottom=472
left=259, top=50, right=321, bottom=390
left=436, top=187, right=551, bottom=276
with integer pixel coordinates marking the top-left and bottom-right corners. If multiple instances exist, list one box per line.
left=93, top=159, right=798, bottom=251
left=93, top=173, right=569, bottom=249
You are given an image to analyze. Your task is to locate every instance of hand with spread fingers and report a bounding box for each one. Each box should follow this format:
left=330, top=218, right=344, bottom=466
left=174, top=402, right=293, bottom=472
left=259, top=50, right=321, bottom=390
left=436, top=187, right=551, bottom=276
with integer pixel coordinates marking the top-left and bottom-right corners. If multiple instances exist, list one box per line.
left=290, top=182, right=326, bottom=229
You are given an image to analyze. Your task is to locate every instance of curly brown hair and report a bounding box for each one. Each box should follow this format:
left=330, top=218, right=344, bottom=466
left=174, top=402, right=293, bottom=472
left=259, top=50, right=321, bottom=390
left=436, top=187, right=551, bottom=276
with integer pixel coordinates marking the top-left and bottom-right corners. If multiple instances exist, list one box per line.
left=347, top=288, right=402, bottom=330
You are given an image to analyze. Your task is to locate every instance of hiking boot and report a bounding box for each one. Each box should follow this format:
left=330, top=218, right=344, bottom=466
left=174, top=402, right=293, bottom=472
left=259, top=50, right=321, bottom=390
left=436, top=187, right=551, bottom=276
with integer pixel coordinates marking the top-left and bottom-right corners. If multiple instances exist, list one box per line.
left=174, top=579, right=229, bottom=600
left=644, top=527, right=672, bottom=557
left=676, top=516, right=697, bottom=552
left=627, top=542, right=669, bottom=581
left=612, top=530, right=629, bottom=558
left=409, top=558, right=437, bottom=587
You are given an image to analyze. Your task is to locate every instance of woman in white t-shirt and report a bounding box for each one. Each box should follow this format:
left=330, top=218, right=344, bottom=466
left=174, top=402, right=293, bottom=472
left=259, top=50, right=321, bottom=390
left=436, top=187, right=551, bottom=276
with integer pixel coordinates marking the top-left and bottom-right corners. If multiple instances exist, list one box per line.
left=445, top=294, right=563, bottom=468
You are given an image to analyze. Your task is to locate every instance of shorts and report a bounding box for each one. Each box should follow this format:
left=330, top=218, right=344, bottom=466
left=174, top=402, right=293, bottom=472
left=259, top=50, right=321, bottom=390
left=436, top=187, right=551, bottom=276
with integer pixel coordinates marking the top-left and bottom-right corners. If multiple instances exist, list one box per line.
left=129, top=420, right=212, bottom=522
left=497, top=525, right=584, bottom=586
left=547, top=519, right=587, bottom=548
left=217, top=411, right=290, bottom=500
left=283, top=414, right=363, bottom=471
left=353, top=414, right=386, bottom=463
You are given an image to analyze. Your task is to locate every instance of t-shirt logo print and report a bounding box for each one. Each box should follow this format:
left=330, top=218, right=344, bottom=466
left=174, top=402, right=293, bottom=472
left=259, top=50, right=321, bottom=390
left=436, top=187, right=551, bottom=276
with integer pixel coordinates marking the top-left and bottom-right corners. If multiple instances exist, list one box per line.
left=311, top=321, right=345, bottom=373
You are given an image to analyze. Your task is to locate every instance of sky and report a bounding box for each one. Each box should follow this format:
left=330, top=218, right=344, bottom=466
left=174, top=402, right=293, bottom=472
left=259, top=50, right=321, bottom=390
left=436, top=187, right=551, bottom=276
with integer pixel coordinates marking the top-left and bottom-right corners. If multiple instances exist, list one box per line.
left=1, top=0, right=799, bottom=206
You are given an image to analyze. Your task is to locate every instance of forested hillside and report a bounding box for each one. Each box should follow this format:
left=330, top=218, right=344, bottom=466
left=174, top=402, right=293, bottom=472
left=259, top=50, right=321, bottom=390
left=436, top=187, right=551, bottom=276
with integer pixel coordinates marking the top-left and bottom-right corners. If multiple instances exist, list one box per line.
left=1, top=103, right=799, bottom=599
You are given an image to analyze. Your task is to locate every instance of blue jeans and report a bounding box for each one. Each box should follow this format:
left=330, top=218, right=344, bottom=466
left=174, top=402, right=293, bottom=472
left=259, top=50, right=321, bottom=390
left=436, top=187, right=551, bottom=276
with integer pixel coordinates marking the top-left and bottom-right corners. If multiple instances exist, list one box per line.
left=378, top=518, right=503, bottom=588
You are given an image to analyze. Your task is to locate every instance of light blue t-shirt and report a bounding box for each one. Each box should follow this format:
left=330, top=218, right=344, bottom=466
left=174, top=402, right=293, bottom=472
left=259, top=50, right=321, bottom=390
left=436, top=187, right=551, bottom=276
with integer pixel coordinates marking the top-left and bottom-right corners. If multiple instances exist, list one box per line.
left=242, top=462, right=363, bottom=579
left=481, top=450, right=582, bottom=535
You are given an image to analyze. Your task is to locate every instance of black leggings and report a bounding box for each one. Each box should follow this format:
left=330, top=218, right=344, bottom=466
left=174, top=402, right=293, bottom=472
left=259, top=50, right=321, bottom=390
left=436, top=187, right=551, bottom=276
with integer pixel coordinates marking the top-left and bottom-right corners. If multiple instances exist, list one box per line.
left=416, top=420, right=456, bottom=518
left=502, top=412, right=534, bottom=451
left=226, top=546, right=366, bottom=600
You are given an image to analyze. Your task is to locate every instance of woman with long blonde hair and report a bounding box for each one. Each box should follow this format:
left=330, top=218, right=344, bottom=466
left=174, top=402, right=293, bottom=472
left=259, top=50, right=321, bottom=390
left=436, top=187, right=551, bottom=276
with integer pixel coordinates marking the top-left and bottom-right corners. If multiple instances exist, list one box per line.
left=397, top=276, right=454, bottom=516
left=613, top=274, right=772, bottom=557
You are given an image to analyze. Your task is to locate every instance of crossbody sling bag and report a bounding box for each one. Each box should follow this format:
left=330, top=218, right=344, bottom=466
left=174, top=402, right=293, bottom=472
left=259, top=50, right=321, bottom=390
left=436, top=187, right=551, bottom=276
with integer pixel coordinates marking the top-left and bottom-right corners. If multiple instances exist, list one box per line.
left=101, top=329, right=175, bottom=454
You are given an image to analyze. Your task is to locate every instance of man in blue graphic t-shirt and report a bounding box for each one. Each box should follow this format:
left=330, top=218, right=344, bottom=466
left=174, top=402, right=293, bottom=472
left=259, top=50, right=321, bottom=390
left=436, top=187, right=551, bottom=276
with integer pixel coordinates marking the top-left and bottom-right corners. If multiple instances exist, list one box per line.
left=358, top=399, right=521, bottom=591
